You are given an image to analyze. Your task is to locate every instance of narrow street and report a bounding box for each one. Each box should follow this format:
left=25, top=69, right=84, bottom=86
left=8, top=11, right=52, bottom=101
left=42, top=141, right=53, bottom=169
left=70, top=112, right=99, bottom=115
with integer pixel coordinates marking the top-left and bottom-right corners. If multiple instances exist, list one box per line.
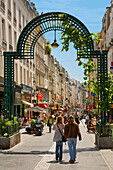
left=0, top=120, right=113, bottom=170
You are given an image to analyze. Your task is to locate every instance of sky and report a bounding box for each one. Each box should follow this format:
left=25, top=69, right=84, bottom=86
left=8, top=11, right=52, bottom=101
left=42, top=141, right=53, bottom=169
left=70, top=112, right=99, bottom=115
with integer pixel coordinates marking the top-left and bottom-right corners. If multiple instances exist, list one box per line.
left=31, top=0, right=111, bottom=82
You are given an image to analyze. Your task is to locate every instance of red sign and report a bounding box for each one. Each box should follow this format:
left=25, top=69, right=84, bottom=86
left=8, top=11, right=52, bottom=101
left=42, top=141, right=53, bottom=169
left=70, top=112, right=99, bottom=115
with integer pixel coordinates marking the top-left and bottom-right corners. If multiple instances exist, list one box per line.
left=38, top=92, right=43, bottom=100
left=89, top=105, right=94, bottom=110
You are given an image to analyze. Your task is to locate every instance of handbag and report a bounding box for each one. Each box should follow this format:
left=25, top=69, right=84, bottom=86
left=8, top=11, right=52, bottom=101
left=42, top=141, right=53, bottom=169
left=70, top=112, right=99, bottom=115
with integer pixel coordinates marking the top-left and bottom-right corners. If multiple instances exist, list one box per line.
left=57, top=124, right=67, bottom=142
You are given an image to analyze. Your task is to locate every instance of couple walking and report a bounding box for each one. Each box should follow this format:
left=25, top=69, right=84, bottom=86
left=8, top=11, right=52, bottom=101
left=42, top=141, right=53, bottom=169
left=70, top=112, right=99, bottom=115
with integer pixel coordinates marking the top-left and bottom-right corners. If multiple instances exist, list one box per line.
left=53, top=115, right=82, bottom=163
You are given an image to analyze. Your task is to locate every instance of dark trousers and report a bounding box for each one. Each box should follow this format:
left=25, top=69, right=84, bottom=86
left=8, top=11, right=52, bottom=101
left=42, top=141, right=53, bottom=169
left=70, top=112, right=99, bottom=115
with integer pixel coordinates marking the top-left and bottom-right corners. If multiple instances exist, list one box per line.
left=49, top=124, right=52, bottom=132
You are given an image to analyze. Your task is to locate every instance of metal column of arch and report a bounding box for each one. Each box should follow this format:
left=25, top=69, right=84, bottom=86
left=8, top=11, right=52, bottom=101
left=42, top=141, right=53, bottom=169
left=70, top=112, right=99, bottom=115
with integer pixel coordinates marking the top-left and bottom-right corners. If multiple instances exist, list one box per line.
left=4, top=52, right=15, bottom=121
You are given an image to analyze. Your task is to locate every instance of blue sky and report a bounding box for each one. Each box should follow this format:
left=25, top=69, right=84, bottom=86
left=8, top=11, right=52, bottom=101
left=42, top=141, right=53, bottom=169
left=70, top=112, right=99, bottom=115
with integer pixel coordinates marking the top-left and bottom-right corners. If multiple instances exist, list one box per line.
left=31, top=0, right=111, bottom=82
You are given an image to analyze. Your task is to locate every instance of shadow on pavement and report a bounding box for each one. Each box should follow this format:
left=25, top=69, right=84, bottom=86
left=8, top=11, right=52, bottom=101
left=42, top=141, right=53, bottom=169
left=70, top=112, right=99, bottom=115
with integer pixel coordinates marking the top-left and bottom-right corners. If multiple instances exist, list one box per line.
left=47, top=160, right=79, bottom=165
left=0, top=150, right=55, bottom=155
left=63, top=146, right=99, bottom=154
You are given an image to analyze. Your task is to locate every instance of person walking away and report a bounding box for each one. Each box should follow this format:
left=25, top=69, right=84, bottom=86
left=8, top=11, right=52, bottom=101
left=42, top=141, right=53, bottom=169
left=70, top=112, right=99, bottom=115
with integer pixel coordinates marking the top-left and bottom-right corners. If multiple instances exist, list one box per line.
left=64, top=115, right=68, bottom=124
left=48, top=115, right=53, bottom=133
left=64, top=115, right=82, bottom=163
left=75, top=114, right=80, bottom=125
left=53, top=116, right=65, bottom=162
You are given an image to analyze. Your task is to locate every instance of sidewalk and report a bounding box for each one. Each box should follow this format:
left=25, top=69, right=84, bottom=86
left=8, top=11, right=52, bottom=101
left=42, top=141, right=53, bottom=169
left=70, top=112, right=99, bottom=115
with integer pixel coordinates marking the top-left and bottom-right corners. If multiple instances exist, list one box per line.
left=0, top=121, right=113, bottom=170
left=48, top=120, right=110, bottom=170
left=81, top=119, right=113, bottom=170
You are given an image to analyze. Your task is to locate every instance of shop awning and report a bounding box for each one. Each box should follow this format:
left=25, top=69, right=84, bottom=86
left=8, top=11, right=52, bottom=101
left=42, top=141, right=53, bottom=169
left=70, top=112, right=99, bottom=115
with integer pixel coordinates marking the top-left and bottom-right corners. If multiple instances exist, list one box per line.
left=26, top=105, right=47, bottom=112
left=38, top=103, right=49, bottom=109
left=22, top=101, right=33, bottom=107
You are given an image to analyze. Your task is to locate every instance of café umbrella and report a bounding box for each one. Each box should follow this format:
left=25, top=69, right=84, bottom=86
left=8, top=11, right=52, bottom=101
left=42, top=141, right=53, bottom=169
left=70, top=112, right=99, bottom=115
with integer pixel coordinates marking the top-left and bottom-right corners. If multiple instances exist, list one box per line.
left=25, top=105, right=47, bottom=112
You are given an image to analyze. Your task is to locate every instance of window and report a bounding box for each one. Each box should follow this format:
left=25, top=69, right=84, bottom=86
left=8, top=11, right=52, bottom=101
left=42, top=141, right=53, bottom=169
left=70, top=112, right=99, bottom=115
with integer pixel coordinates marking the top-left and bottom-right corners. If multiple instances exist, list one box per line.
left=2, top=19, right=5, bottom=40
left=8, top=0, right=11, bottom=10
left=8, top=0, right=11, bottom=17
left=13, top=2, right=16, bottom=23
left=1, top=0, right=5, bottom=10
left=14, top=31, right=17, bottom=50
left=9, top=25, right=12, bottom=45
left=20, top=66, right=22, bottom=84
left=23, top=15, right=25, bottom=28
left=19, top=9, right=21, bottom=29
left=24, top=69, right=26, bottom=84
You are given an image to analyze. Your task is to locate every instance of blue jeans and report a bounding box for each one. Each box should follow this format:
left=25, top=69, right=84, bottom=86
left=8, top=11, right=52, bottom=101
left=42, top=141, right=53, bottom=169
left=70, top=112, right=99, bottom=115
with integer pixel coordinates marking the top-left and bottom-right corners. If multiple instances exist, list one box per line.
left=56, top=141, right=63, bottom=160
left=67, top=138, right=77, bottom=160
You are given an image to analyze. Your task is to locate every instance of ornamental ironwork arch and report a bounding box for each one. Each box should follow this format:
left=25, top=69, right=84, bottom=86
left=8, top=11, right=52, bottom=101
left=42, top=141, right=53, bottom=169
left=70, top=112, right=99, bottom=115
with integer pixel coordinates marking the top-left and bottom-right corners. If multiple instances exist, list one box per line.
left=3, top=12, right=108, bottom=122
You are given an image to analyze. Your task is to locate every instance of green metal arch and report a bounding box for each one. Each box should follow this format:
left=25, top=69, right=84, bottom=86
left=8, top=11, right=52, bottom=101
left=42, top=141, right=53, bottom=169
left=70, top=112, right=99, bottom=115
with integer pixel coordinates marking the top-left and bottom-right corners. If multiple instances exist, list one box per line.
left=17, top=12, right=94, bottom=59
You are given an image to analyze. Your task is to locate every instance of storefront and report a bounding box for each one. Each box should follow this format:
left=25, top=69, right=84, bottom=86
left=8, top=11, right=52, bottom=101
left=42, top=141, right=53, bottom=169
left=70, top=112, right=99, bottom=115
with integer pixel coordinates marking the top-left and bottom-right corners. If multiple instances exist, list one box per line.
left=21, top=84, right=33, bottom=120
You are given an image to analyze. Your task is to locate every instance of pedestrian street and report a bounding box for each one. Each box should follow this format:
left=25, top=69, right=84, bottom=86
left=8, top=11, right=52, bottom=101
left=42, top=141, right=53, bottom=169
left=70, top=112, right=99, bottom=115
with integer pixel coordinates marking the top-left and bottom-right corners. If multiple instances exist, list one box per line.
left=0, top=120, right=112, bottom=170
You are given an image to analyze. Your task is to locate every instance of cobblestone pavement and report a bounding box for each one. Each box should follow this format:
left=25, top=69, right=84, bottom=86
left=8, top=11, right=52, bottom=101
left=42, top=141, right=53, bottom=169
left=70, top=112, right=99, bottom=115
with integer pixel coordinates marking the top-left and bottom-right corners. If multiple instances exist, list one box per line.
left=0, top=120, right=113, bottom=170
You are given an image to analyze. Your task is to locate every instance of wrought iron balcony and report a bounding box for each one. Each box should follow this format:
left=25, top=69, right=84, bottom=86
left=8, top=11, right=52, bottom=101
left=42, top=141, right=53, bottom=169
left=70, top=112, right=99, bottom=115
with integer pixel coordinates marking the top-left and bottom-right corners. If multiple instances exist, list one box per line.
left=2, top=39, right=7, bottom=49
left=1, top=1, right=5, bottom=11
left=9, top=44, right=13, bottom=51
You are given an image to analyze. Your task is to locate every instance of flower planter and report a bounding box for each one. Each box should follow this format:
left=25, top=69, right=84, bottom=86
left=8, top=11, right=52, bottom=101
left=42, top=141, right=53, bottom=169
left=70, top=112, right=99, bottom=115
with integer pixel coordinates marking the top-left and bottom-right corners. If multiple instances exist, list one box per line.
left=95, top=132, right=113, bottom=149
left=0, top=132, right=21, bottom=149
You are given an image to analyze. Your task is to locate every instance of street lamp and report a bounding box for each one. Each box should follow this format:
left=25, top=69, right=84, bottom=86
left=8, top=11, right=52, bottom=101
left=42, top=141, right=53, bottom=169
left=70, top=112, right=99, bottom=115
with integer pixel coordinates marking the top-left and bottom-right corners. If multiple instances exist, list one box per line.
left=51, top=29, right=59, bottom=48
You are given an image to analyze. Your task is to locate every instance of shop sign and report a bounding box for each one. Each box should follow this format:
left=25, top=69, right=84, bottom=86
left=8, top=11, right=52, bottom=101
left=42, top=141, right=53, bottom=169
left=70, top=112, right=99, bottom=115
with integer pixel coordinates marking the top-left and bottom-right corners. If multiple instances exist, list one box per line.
left=15, top=92, right=21, bottom=105
left=21, top=93, right=25, bottom=101
left=21, top=84, right=33, bottom=92
left=25, top=94, right=31, bottom=102
left=38, top=92, right=43, bottom=100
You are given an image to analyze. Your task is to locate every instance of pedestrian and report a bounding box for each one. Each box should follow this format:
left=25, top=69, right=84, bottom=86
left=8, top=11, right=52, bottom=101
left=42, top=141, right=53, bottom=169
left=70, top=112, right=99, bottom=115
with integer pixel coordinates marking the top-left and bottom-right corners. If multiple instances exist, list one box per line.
left=53, top=116, right=65, bottom=162
left=48, top=115, right=53, bottom=133
left=64, top=115, right=68, bottom=124
left=64, top=115, right=82, bottom=163
left=75, top=114, right=80, bottom=125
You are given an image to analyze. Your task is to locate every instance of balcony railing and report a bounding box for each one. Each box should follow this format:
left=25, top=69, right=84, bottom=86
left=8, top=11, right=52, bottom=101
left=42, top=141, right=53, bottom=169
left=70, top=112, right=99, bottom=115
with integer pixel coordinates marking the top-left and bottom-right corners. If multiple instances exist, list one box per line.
left=2, top=39, right=7, bottom=49
left=1, top=1, right=5, bottom=11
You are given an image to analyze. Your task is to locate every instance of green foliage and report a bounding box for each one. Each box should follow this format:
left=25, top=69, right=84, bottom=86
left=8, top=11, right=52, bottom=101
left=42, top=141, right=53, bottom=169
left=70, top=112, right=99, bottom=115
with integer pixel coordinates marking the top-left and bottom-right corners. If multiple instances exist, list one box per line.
left=30, top=119, right=36, bottom=130
left=0, top=117, right=18, bottom=137
left=45, top=41, right=52, bottom=54
left=59, top=15, right=112, bottom=113
left=59, top=15, right=101, bottom=87
left=89, top=73, right=113, bottom=111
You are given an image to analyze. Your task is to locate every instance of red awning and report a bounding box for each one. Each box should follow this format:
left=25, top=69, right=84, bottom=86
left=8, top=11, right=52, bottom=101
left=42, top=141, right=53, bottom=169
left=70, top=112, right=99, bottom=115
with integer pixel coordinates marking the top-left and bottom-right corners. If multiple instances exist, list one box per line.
left=38, top=103, right=49, bottom=109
